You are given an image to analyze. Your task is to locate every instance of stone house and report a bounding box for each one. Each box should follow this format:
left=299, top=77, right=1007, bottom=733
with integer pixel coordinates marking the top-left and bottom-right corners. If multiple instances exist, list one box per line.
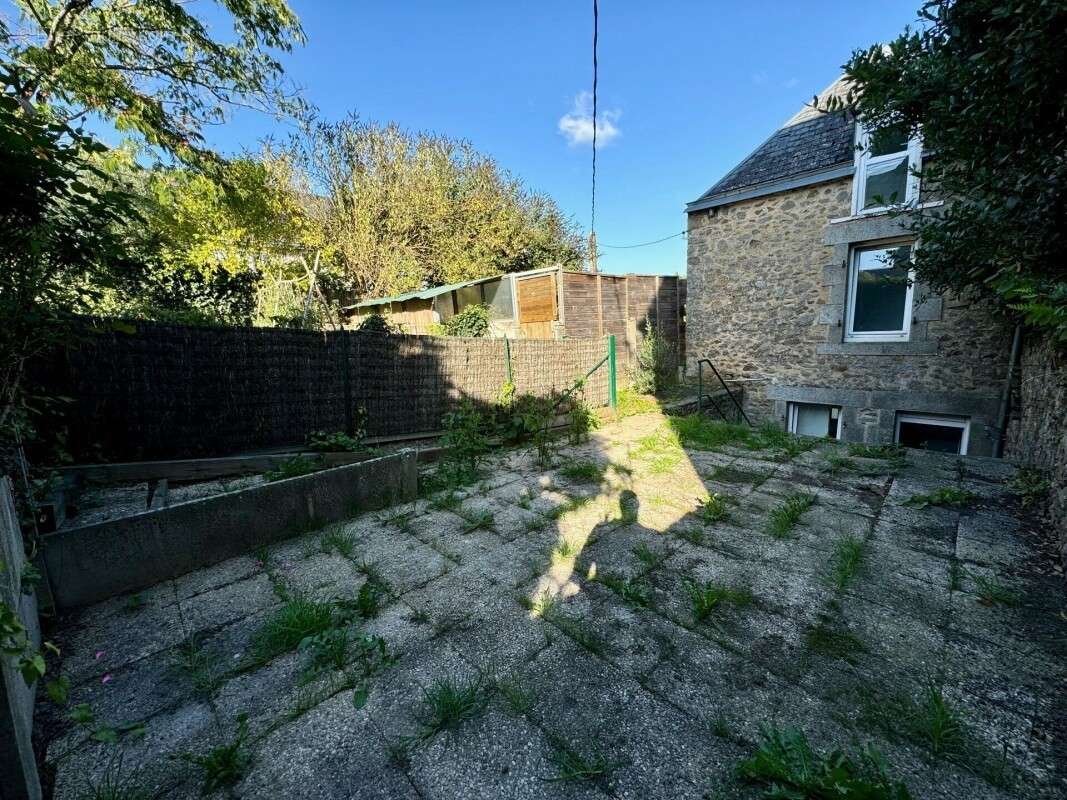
left=685, top=78, right=1014, bottom=457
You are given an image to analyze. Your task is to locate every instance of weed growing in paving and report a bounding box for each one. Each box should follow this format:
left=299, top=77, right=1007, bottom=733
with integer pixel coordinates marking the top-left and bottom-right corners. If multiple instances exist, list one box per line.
left=686, top=580, right=754, bottom=622
left=972, top=572, right=1021, bottom=607
left=522, top=590, right=557, bottom=619
left=550, top=538, right=579, bottom=564
left=496, top=675, right=537, bottom=716
left=171, top=633, right=220, bottom=697
left=297, top=627, right=350, bottom=676
left=737, top=725, right=912, bottom=799
left=827, top=535, right=866, bottom=592
left=766, top=492, right=816, bottom=538
left=558, top=459, right=606, bottom=484
left=416, top=676, right=489, bottom=738
left=597, top=572, right=652, bottom=608
left=848, top=443, right=906, bottom=460
left=632, top=427, right=685, bottom=474
left=858, top=683, right=964, bottom=758
left=903, top=487, right=977, bottom=509
left=546, top=611, right=606, bottom=656
left=80, top=756, right=149, bottom=800
left=382, top=506, right=415, bottom=532
left=632, top=541, right=671, bottom=571
left=183, top=714, right=251, bottom=794
left=615, top=388, right=660, bottom=418
left=251, top=597, right=335, bottom=663
left=677, top=526, right=705, bottom=546
left=320, top=526, right=356, bottom=559
left=804, top=616, right=866, bottom=664
left=546, top=734, right=621, bottom=782
left=457, top=506, right=495, bottom=534
left=669, top=415, right=752, bottom=450
left=428, top=490, right=464, bottom=512
left=822, top=451, right=858, bottom=476
left=1008, top=467, right=1050, bottom=507
left=697, top=492, right=732, bottom=524
left=947, top=560, right=964, bottom=592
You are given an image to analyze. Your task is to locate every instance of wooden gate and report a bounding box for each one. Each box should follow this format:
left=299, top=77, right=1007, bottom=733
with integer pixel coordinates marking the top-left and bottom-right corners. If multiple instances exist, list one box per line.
left=516, top=274, right=558, bottom=338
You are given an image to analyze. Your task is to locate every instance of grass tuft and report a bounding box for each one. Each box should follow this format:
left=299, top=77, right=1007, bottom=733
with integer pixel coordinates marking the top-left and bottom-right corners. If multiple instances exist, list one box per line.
left=766, top=492, right=816, bottom=538
left=546, top=734, right=620, bottom=782
left=737, top=725, right=912, bottom=799
left=415, top=676, right=489, bottom=737
left=251, top=597, right=334, bottom=663
left=183, top=714, right=251, bottom=795
left=697, top=492, right=732, bottom=524
left=848, top=443, right=907, bottom=460
left=827, top=535, right=866, bottom=592
left=972, top=572, right=1021, bottom=606
left=685, top=580, right=754, bottom=622
left=558, top=459, right=606, bottom=484
left=903, top=487, right=977, bottom=509
left=597, top=572, right=652, bottom=608
left=495, top=675, right=537, bottom=716
left=804, top=616, right=866, bottom=664
left=632, top=541, right=671, bottom=571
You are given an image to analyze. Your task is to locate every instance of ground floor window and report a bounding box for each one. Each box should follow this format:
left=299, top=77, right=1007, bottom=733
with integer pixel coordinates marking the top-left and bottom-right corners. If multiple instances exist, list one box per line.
left=787, top=402, right=841, bottom=439
left=895, top=412, right=970, bottom=455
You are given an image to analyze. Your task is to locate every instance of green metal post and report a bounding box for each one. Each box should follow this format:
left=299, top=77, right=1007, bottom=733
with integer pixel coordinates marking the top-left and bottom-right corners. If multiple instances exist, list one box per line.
left=607, top=334, right=617, bottom=410
left=504, top=337, right=513, bottom=384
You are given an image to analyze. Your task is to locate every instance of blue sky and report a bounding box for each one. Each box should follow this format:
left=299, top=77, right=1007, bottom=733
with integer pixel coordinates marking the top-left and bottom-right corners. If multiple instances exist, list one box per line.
left=6, top=1, right=922, bottom=275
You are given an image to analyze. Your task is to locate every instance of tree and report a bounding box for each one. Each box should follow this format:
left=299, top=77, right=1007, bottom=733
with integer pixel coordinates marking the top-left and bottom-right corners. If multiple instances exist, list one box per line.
left=0, top=87, right=136, bottom=437
left=281, top=115, right=585, bottom=299
left=2, top=0, right=304, bottom=162
left=828, top=0, right=1067, bottom=342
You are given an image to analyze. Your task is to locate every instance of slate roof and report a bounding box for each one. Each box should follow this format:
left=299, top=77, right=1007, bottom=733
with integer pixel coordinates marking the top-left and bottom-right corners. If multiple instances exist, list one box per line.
left=688, top=77, right=857, bottom=211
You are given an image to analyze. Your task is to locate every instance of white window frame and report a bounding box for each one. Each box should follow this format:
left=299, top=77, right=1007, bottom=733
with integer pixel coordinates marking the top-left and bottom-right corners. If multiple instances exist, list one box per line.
left=894, top=413, right=970, bottom=455
left=787, top=402, right=842, bottom=440
left=845, top=242, right=916, bottom=343
left=852, top=123, right=922, bottom=216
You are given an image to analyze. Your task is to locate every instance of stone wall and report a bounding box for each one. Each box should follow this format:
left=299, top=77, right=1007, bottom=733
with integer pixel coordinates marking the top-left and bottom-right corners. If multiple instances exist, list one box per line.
left=1007, top=334, right=1067, bottom=566
left=685, top=177, right=1014, bottom=455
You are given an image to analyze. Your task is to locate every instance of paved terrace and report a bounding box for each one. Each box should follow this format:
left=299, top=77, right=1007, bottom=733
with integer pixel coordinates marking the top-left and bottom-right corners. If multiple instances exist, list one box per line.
left=38, top=410, right=1066, bottom=799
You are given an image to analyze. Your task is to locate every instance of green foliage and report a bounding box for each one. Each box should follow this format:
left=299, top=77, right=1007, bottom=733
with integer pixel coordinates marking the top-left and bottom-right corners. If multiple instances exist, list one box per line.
left=415, top=676, right=489, bottom=738
left=442, top=304, right=491, bottom=337
left=80, top=757, right=151, bottom=800
left=827, top=535, right=867, bottom=592
left=439, top=400, right=491, bottom=485
left=829, top=0, right=1067, bottom=343
left=184, top=714, right=252, bottom=795
left=263, top=455, right=319, bottom=482
left=766, top=492, right=817, bottom=538
left=357, top=313, right=399, bottom=334
left=903, top=487, right=977, bottom=509
left=495, top=675, right=536, bottom=716
left=567, top=380, right=599, bottom=445
left=1, top=599, right=46, bottom=685
left=685, top=580, right=754, bottom=622
left=737, top=725, right=912, bottom=799
left=297, top=627, right=350, bottom=676
left=558, top=459, right=605, bottom=484
left=972, top=572, right=1021, bottom=607
left=614, top=388, right=660, bottom=418
left=697, top=493, right=732, bottom=525
left=805, top=616, right=867, bottom=664
left=1008, top=467, right=1051, bottom=508
left=306, top=426, right=366, bottom=453
left=596, top=573, right=651, bottom=608
left=708, top=465, right=768, bottom=485
left=4, top=0, right=303, bottom=163
left=848, top=443, right=906, bottom=460
left=628, top=318, right=677, bottom=394
left=546, top=734, right=620, bottom=782
left=251, top=597, right=335, bottom=663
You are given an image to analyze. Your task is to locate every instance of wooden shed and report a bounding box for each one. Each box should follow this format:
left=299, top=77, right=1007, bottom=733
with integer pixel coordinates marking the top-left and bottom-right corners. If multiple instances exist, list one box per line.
left=344, top=266, right=685, bottom=368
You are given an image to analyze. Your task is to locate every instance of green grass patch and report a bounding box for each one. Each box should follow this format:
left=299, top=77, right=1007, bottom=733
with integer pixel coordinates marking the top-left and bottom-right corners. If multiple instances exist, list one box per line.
left=685, top=580, right=754, bottom=622
left=903, top=487, right=977, bottom=509
left=550, top=537, right=579, bottom=564
left=766, top=492, right=817, bottom=538
left=1008, top=467, right=1050, bottom=508
left=250, top=597, right=335, bottom=663
left=697, top=492, right=732, bottom=524
left=669, top=414, right=753, bottom=450
left=632, top=541, right=671, bottom=571
left=415, top=676, right=489, bottom=738
left=738, top=725, right=912, bottom=799
left=972, top=572, right=1021, bottom=606
left=183, top=714, right=251, bottom=795
left=597, top=572, right=651, bottom=608
left=848, top=443, right=907, bottom=460
left=558, top=459, right=606, bottom=484
left=319, top=526, right=356, bottom=559
left=546, top=734, right=621, bottom=782
left=827, top=535, right=866, bottom=592
left=615, top=388, right=660, bottom=418
left=496, top=675, right=537, bottom=716
left=822, top=451, right=858, bottom=476
left=456, top=506, right=495, bottom=534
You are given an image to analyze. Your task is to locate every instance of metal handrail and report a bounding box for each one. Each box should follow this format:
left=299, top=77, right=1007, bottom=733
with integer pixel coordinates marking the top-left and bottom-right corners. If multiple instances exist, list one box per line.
left=696, top=358, right=752, bottom=426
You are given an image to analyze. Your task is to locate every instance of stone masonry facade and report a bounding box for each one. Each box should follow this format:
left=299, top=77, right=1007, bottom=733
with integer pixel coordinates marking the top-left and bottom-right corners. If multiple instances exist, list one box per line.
left=685, top=176, right=1015, bottom=456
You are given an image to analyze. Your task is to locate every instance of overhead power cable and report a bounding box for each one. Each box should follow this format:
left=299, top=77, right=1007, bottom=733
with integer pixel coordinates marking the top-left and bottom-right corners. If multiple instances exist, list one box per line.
left=601, top=231, right=687, bottom=249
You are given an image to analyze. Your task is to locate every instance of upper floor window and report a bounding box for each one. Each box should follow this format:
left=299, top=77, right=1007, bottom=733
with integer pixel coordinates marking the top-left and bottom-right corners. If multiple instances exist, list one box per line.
left=852, top=123, right=922, bottom=215
left=845, top=243, right=914, bottom=342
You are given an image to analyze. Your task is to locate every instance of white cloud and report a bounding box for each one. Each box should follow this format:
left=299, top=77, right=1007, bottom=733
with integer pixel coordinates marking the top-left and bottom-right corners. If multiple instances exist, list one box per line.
left=782, top=77, right=800, bottom=89
left=558, top=91, right=621, bottom=147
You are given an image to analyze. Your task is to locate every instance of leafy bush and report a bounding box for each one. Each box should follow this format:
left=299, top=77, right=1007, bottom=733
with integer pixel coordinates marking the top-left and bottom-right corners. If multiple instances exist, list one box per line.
left=358, top=312, right=399, bottom=334
left=738, top=725, right=912, bottom=799
left=263, top=455, right=319, bottom=482
left=439, top=400, right=490, bottom=484
left=628, top=318, right=677, bottom=394
left=903, top=487, right=977, bottom=509
left=442, top=304, right=491, bottom=337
